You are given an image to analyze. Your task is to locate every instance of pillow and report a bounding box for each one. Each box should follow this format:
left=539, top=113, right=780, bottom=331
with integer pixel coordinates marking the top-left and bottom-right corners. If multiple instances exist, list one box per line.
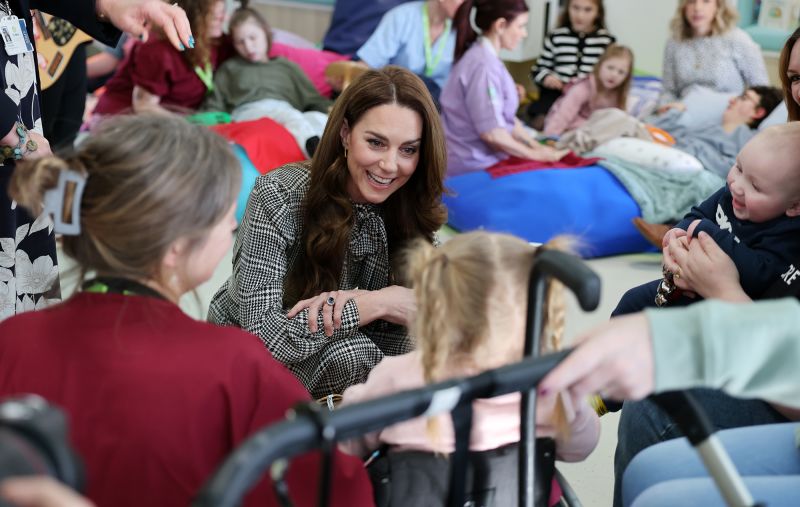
left=627, top=76, right=663, bottom=119
left=269, top=42, right=349, bottom=98
left=675, top=86, right=736, bottom=131
left=592, top=137, right=704, bottom=174
left=758, top=100, right=788, bottom=130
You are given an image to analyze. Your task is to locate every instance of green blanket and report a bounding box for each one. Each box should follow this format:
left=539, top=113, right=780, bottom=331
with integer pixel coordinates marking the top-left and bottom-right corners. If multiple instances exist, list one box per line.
left=593, top=154, right=724, bottom=224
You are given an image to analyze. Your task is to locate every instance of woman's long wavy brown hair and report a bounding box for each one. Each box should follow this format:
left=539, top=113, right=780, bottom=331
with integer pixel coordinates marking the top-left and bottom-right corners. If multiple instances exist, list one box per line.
left=780, top=27, right=800, bottom=122
left=175, top=0, right=222, bottom=68
left=283, top=66, right=448, bottom=306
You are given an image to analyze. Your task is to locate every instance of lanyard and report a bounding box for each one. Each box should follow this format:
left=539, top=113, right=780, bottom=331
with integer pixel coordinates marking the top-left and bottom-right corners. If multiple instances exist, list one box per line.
left=194, top=62, right=214, bottom=92
left=83, top=277, right=167, bottom=300
left=421, top=3, right=451, bottom=78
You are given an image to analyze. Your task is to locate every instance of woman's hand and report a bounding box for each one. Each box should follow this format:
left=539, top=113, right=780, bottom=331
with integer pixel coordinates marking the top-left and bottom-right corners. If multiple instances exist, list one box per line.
left=95, top=0, right=193, bottom=50
left=1, top=125, right=52, bottom=161
left=668, top=231, right=750, bottom=301
left=358, top=285, right=416, bottom=327
left=287, top=288, right=364, bottom=336
left=542, top=74, right=563, bottom=91
left=656, top=102, right=686, bottom=115
left=287, top=285, right=416, bottom=336
left=25, top=132, right=52, bottom=160
left=532, top=145, right=569, bottom=162
left=539, top=312, right=655, bottom=403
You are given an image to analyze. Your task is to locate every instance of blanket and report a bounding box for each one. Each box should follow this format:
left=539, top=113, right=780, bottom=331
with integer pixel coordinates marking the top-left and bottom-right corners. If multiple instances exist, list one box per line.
left=594, top=154, right=724, bottom=224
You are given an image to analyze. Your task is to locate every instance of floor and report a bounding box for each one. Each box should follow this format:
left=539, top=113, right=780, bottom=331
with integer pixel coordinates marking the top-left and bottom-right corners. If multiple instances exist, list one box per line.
left=57, top=240, right=663, bottom=507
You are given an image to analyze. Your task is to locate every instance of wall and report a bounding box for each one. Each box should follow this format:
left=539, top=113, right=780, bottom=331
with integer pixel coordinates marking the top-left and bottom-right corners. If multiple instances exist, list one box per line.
left=604, top=0, right=679, bottom=76
left=252, top=0, right=333, bottom=44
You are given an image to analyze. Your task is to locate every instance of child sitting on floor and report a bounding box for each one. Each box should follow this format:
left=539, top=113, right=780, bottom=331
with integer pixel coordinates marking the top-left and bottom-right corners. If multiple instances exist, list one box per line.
left=543, top=44, right=633, bottom=137
left=527, top=0, right=616, bottom=129
left=339, top=231, right=600, bottom=506
left=613, top=122, right=800, bottom=316
left=203, top=3, right=332, bottom=156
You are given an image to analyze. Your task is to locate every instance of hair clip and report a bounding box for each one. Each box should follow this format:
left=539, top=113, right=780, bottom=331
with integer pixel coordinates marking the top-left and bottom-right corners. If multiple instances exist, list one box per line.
left=42, top=169, right=86, bottom=236
left=469, top=7, right=483, bottom=35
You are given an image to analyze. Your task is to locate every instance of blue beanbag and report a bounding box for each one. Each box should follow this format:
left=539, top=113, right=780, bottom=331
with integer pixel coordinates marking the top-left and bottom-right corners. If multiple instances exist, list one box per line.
left=233, top=144, right=260, bottom=224
left=443, top=166, right=651, bottom=258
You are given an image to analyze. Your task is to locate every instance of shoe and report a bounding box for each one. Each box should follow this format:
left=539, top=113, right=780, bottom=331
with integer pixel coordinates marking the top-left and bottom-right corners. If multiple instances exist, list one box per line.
left=632, top=217, right=672, bottom=248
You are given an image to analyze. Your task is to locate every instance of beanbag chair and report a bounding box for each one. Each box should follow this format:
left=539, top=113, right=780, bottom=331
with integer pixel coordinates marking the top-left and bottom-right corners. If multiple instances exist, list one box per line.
left=444, top=166, right=651, bottom=258
left=211, top=117, right=305, bottom=174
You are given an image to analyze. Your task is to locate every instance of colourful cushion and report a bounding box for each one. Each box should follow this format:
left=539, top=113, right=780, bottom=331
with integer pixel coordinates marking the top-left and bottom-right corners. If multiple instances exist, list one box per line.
left=211, top=118, right=305, bottom=174
left=444, top=166, right=651, bottom=258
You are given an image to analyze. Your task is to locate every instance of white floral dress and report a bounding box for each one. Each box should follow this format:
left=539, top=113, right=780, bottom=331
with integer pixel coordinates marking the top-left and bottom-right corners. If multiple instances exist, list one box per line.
left=0, top=13, right=59, bottom=321
left=0, top=1, right=117, bottom=322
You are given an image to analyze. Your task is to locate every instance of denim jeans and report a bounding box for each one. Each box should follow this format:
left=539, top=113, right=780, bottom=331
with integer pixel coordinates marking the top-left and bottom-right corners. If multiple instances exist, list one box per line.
left=623, top=423, right=800, bottom=507
left=613, top=389, right=789, bottom=506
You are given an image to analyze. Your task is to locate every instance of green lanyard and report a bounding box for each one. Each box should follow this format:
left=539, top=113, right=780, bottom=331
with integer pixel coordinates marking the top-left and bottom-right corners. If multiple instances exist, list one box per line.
left=421, top=3, right=451, bottom=78
left=194, top=62, right=214, bottom=93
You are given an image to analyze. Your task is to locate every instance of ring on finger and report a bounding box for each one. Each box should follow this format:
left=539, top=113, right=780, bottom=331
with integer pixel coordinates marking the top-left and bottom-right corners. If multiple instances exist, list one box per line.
left=326, top=296, right=335, bottom=306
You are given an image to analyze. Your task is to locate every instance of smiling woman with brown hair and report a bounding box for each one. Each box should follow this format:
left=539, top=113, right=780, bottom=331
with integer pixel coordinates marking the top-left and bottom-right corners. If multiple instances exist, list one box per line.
left=209, top=66, right=448, bottom=399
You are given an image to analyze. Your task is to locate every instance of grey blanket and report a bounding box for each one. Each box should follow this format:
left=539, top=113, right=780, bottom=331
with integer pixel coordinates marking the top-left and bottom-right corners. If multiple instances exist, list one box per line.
left=593, top=154, right=724, bottom=223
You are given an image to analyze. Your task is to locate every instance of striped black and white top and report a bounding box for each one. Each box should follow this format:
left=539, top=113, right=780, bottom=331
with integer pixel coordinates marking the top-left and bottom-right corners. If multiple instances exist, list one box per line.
left=531, top=26, right=616, bottom=85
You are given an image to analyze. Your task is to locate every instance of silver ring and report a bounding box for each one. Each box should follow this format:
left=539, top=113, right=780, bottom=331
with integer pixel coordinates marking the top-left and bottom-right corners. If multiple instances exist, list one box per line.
left=326, top=296, right=335, bottom=306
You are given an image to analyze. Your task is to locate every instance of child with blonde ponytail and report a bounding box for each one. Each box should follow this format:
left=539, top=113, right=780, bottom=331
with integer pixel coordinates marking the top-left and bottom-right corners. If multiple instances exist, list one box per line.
left=340, top=231, right=600, bottom=489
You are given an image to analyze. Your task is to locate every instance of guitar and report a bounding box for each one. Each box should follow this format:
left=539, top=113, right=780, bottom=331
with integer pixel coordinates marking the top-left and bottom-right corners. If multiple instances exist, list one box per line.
left=31, top=11, right=92, bottom=90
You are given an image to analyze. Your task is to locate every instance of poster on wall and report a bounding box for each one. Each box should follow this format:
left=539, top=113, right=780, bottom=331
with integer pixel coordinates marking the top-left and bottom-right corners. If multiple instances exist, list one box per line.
left=758, top=0, right=800, bottom=30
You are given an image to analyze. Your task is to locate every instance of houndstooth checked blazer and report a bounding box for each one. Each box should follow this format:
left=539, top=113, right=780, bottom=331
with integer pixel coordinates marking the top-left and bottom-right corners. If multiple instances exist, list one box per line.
left=208, top=163, right=413, bottom=398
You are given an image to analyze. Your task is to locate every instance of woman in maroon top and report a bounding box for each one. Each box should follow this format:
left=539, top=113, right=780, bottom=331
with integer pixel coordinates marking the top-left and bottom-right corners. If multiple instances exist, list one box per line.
left=0, top=115, right=372, bottom=507
left=93, top=0, right=233, bottom=116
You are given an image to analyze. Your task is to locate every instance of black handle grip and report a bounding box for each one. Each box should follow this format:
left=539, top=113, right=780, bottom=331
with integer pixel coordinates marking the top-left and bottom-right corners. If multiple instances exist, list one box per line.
left=530, top=249, right=601, bottom=312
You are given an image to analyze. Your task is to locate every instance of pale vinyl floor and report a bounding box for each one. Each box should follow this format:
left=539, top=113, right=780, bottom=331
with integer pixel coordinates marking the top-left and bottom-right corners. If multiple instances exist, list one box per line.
left=58, top=238, right=663, bottom=507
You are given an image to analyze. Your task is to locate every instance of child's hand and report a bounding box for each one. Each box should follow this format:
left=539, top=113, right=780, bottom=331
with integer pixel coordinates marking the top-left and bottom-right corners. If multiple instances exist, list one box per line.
left=660, top=227, right=687, bottom=249
left=685, top=219, right=701, bottom=241
left=542, top=74, right=564, bottom=91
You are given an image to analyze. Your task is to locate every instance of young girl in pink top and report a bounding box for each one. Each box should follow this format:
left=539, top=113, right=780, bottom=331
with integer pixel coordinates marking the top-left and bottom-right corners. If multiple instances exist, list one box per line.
left=339, top=231, right=600, bottom=502
left=544, top=44, right=634, bottom=136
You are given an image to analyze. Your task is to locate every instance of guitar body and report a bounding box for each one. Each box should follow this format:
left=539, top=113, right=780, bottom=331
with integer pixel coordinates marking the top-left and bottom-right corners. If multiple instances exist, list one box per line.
left=32, top=12, right=92, bottom=90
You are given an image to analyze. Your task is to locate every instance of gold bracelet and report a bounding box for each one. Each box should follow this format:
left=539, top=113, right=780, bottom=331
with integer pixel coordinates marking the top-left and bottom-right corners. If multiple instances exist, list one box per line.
left=589, top=394, right=608, bottom=417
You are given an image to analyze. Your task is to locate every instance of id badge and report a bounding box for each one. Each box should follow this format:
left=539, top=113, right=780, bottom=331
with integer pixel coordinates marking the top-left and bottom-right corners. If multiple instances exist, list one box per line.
left=1, top=15, right=33, bottom=56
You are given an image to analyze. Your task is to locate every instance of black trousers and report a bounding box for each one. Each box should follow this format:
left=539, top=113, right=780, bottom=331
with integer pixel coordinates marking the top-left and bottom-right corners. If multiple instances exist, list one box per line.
left=526, top=86, right=562, bottom=118
left=40, top=44, right=88, bottom=151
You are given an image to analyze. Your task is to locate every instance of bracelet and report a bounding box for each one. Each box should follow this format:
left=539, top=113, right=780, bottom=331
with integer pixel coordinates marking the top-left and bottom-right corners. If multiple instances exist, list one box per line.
left=0, top=122, right=38, bottom=161
left=589, top=394, right=608, bottom=417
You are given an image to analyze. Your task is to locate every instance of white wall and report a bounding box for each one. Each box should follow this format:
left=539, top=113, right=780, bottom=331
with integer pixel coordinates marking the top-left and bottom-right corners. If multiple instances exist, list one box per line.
left=604, top=0, right=679, bottom=76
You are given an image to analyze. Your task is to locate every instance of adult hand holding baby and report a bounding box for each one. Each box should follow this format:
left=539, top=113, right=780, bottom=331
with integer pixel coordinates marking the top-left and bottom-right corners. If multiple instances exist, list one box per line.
left=666, top=231, right=750, bottom=301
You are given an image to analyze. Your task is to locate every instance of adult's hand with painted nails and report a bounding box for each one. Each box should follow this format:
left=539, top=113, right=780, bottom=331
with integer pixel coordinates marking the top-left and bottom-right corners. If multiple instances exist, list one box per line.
left=539, top=313, right=656, bottom=403
left=95, top=0, right=193, bottom=51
